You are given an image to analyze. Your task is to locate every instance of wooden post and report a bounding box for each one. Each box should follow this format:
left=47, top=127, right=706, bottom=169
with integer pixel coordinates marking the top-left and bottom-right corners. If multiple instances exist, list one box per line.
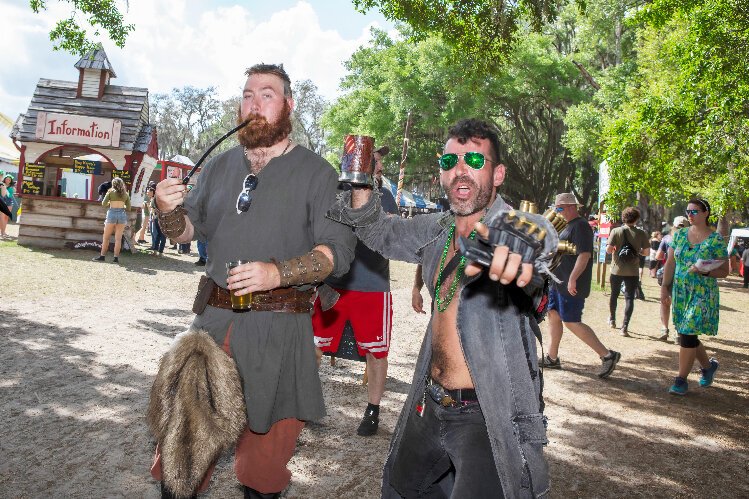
left=394, top=112, right=413, bottom=207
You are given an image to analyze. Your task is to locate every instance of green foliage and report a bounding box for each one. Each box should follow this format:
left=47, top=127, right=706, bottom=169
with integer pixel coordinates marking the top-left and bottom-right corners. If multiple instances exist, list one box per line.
left=324, top=27, right=596, bottom=208
left=29, top=0, right=134, bottom=55
left=598, top=0, right=749, bottom=215
left=150, top=86, right=223, bottom=161
left=352, top=0, right=567, bottom=65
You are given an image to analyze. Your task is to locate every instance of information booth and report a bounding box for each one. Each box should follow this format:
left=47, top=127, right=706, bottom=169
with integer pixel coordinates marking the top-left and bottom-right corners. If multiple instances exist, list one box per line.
left=10, top=47, right=158, bottom=251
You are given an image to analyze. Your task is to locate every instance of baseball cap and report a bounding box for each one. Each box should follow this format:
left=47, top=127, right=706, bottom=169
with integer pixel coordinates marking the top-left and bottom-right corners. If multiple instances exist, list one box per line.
left=673, top=216, right=688, bottom=228
left=375, top=146, right=390, bottom=157
left=554, top=192, right=582, bottom=206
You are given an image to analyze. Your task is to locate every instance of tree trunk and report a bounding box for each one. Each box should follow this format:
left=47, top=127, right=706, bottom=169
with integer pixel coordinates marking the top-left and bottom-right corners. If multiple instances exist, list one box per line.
left=717, top=214, right=731, bottom=238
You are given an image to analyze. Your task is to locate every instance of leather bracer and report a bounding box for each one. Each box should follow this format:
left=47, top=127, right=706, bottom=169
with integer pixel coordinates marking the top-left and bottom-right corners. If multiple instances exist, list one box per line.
left=274, top=249, right=333, bottom=288
left=156, top=205, right=187, bottom=239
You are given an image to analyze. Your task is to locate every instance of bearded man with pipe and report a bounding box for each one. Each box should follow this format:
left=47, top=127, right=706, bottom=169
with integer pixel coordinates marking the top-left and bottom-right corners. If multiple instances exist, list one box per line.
left=150, top=63, right=355, bottom=498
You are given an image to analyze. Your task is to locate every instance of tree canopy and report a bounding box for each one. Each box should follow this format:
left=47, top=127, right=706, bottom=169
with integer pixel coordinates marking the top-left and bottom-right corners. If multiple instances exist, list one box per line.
left=352, top=0, right=569, bottom=65
left=323, top=27, right=594, bottom=209
left=565, top=0, right=749, bottom=219
left=30, top=0, right=134, bottom=55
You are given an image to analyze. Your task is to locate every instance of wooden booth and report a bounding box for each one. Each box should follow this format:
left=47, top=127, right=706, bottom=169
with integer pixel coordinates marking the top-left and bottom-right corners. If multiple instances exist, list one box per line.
left=10, top=47, right=158, bottom=251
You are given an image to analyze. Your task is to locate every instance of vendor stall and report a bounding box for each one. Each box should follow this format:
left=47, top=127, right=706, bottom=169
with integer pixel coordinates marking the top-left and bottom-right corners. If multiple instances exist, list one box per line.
left=9, top=47, right=158, bottom=251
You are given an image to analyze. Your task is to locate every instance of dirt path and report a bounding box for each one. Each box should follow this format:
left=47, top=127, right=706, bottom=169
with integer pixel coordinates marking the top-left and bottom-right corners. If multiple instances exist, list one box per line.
left=1, top=225, right=747, bottom=498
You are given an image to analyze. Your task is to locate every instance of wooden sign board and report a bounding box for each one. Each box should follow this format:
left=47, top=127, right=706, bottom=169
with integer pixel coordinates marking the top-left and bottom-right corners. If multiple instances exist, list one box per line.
left=24, top=163, right=45, bottom=179
left=35, top=111, right=122, bottom=148
left=21, top=179, right=43, bottom=195
left=112, top=169, right=131, bottom=184
left=73, top=159, right=102, bottom=175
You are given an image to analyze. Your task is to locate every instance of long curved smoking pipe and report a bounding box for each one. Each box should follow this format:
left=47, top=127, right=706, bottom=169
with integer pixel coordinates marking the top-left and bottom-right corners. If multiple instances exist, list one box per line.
left=181, top=119, right=251, bottom=185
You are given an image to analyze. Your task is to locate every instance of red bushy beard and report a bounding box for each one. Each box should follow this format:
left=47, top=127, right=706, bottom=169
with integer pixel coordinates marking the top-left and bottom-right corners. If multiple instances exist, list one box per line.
left=236, top=100, right=293, bottom=149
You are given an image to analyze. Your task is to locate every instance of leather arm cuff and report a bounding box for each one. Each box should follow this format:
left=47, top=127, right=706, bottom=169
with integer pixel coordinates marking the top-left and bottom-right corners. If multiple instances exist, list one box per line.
left=156, top=205, right=187, bottom=239
left=274, top=249, right=333, bottom=287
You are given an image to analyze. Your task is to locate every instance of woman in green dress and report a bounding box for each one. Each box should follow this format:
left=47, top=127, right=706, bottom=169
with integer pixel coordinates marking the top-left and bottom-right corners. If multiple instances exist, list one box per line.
left=661, top=199, right=728, bottom=395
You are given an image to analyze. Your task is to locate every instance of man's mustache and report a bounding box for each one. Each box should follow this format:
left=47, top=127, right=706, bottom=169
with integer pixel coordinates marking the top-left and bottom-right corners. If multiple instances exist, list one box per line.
left=448, top=175, right=477, bottom=190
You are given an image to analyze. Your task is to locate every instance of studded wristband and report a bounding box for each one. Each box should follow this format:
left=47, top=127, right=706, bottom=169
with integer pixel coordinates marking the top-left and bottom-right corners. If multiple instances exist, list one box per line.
left=156, top=205, right=187, bottom=239
left=274, top=249, right=333, bottom=287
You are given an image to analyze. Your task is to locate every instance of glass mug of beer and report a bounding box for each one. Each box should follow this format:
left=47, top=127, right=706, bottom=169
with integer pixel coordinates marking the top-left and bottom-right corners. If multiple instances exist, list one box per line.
left=226, top=260, right=252, bottom=310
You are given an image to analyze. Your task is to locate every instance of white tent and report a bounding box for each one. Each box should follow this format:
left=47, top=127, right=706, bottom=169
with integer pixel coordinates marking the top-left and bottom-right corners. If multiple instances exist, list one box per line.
left=728, top=228, right=749, bottom=253
left=381, top=176, right=439, bottom=210
left=169, top=154, right=195, bottom=166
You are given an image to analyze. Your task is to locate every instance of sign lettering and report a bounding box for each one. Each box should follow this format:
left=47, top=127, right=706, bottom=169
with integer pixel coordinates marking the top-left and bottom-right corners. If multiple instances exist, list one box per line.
left=24, top=163, right=45, bottom=179
left=21, top=179, right=42, bottom=195
left=112, top=169, right=131, bottom=184
left=35, top=112, right=121, bottom=147
left=73, top=159, right=102, bottom=175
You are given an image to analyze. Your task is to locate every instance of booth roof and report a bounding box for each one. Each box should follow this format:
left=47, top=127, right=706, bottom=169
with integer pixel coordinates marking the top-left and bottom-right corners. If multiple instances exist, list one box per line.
left=74, top=48, right=117, bottom=78
left=11, top=79, right=152, bottom=153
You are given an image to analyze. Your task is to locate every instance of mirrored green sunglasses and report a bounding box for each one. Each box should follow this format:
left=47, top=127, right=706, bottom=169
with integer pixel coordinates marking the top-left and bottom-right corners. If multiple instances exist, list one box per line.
left=438, top=152, right=494, bottom=171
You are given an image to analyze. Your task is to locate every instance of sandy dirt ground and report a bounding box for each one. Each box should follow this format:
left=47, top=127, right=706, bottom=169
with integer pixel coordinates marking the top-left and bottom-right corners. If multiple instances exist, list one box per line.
left=1, top=222, right=747, bottom=498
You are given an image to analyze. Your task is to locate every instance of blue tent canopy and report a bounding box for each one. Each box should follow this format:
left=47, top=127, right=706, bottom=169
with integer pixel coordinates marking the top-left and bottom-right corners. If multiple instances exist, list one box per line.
left=381, top=176, right=439, bottom=210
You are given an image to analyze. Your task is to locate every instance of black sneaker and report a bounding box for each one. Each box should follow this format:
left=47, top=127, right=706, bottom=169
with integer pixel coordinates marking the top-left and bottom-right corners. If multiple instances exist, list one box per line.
left=194, top=258, right=206, bottom=266
left=356, top=407, right=379, bottom=436
left=540, top=354, right=561, bottom=369
left=112, top=256, right=119, bottom=264
left=598, top=351, right=621, bottom=378
left=92, top=255, right=105, bottom=262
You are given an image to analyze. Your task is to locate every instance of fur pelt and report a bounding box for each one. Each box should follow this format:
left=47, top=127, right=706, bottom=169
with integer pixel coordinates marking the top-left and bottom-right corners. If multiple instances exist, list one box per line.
left=147, top=328, right=246, bottom=498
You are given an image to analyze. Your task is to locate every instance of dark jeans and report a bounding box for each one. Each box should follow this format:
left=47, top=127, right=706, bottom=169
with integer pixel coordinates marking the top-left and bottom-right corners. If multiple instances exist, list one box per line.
left=390, top=394, right=504, bottom=498
left=197, top=240, right=208, bottom=260
left=150, top=218, right=166, bottom=253
left=743, top=268, right=748, bottom=288
left=609, top=274, right=639, bottom=326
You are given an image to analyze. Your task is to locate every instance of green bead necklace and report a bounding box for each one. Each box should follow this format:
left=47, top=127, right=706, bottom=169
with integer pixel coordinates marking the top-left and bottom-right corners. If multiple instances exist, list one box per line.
left=435, top=222, right=478, bottom=312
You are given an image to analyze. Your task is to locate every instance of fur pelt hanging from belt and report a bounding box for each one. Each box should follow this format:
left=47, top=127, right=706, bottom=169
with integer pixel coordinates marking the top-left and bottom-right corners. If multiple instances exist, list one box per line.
left=147, top=329, right=246, bottom=498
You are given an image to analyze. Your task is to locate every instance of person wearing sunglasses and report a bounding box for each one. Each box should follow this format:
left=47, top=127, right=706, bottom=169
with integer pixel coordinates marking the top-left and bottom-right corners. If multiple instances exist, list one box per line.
left=328, top=118, right=551, bottom=497
left=541, top=192, right=621, bottom=377
left=661, top=199, right=728, bottom=395
left=605, top=206, right=650, bottom=337
left=151, top=64, right=356, bottom=499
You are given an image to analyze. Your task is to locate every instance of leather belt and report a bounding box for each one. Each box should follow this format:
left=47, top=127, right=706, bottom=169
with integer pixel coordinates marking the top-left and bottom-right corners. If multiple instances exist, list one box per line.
left=426, top=378, right=479, bottom=407
left=208, top=284, right=314, bottom=313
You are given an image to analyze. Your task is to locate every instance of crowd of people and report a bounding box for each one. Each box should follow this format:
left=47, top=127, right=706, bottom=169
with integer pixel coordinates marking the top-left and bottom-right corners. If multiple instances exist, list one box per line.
left=0, top=61, right=729, bottom=497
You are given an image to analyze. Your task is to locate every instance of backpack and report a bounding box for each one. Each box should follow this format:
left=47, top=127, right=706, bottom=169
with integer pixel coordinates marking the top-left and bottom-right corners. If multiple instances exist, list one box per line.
left=617, top=230, right=639, bottom=263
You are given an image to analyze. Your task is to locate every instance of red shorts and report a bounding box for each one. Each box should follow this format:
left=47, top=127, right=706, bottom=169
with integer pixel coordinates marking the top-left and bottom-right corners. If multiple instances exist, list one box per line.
left=312, top=289, right=392, bottom=359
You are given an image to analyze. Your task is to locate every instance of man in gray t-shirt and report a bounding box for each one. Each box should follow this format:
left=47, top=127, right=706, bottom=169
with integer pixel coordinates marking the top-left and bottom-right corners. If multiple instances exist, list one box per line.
left=313, top=145, right=399, bottom=436
left=152, top=64, right=355, bottom=498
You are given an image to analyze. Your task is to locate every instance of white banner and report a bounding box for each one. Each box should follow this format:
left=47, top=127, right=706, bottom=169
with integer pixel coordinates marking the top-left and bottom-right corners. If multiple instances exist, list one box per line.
left=35, top=112, right=121, bottom=148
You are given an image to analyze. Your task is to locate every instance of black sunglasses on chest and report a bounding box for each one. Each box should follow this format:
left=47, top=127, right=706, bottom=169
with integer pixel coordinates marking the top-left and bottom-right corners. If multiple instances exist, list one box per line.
left=236, top=174, right=259, bottom=214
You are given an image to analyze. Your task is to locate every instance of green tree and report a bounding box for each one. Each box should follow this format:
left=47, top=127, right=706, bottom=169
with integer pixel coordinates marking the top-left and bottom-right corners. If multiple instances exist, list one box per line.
left=564, top=0, right=749, bottom=228
left=324, top=28, right=594, bottom=209
left=30, top=0, right=134, bottom=55
left=353, top=0, right=567, bottom=65
left=291, top=80, right=329, bottom=156
left=150, top=86, right=222, bottom=161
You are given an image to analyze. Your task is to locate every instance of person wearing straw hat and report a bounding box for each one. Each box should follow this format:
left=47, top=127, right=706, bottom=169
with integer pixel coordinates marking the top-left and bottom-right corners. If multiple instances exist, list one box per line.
left=542, top=192, right=621, bottom=377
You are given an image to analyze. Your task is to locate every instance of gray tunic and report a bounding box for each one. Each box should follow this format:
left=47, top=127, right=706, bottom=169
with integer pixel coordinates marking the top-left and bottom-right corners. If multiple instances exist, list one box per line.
left=185, top=145, right=356, bottom=432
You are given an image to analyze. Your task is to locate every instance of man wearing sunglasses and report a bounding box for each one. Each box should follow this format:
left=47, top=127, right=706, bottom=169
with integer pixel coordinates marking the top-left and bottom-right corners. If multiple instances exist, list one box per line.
left=152, top=64, right=356, bottom=499
left=329, top=118, right=551, bottom=497
left=542, top=193, right=621, bottom=377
